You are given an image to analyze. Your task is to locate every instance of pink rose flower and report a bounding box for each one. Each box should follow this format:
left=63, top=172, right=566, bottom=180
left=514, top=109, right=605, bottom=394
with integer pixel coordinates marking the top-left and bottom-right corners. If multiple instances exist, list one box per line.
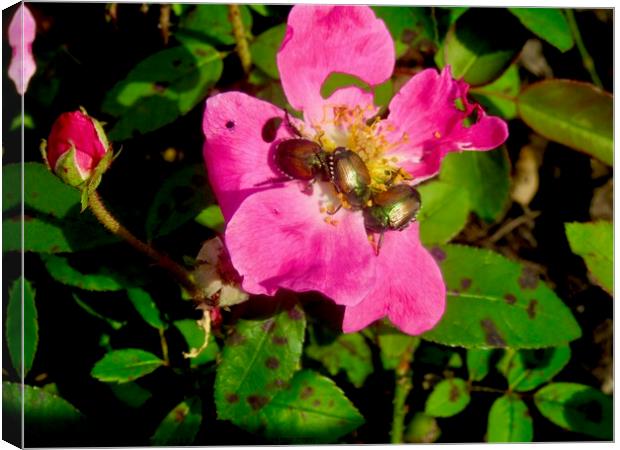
left=202, top=6, right=508, bottom=335
left=45, top=110, right=110, bottom=186
left=8, top=4, right=36, bottom=95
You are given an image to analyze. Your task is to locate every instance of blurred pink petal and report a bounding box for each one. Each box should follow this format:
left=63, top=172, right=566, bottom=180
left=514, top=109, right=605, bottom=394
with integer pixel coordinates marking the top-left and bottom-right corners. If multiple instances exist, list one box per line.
left=277, top=5, right=394, bottom=124
left=8, top=4, right=36, bottom=95
left=342, top=223, right=446, bottom=335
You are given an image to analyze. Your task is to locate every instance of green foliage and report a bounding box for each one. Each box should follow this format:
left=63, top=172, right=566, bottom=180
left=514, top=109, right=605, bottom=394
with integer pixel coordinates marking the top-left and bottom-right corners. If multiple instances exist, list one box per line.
left=487, top=394, right=533, bottom=442
left=146, top=164, right=212, bottom=241
left=565, top=221, right=613, bottom=293
left=6, top=277, right=38, bottom=378
left=417, top=180, right=470, bottom=245
left=151, top=397, right=202, bottom=445
left=195, top=205, right=225, bottom=233
left=72, top=293, right=126, bottom=330
left=404, top=412, right=441, bottom=443
left=214, top=300, right=306, bottom=432
left=91, top=349, right=165, bottom=383
left=425, top=378, right=470, bottom=417
left=260, top=370, right=365, bottom=443
left=107, top=381, right=152, bottom=408
left=306, top=333, right=373, bottom=388
left=534, top=383, right=612, bottom=439
left=102, top=42, right=223, bottom=141
left=439, top=148, right=510, bottom=222
left=466, top=348, right=493, bottom=382
left=127, top=288, right=166, bottom=330
left=440, top=9, right=526, bottom=86
left=422, top=245, right=581, bottom=348
left=372, top=7, right=436, bottom=57
left=470, top=65, right=520, bottom=119
left=41, top=253, right=138, bottom=291
left=4, top=163, right=117, bottom=253
left=177, top=4, right=252, bottom=46
left=173, top=319, right=219, bottom=367
left=517, top=80, right=613, bottom=166
left=250, top=24, right=286, bottom=79
left=377, top=332, right=420, bottom=371
left=3, top=382, right=84, bottom=438
left=509, top=8, right=573, bottom=52
left=497, top=346, right=571, bottom=392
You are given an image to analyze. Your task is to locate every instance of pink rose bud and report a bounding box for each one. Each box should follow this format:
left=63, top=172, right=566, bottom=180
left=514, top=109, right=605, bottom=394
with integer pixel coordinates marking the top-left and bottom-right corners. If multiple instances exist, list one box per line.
left=42, top=109, right=111, bottom=188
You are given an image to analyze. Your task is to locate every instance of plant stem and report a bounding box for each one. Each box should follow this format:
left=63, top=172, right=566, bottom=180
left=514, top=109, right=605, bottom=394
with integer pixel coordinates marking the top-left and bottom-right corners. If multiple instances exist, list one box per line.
left=87, top=191, right=209, bottom=305
left=565, top=9, right=603, bottom=88
left=390, top=347, right=415, bottom=443
left=159, top=328, right=170, bottom=366
left=228, top=4, right=252, bottom=74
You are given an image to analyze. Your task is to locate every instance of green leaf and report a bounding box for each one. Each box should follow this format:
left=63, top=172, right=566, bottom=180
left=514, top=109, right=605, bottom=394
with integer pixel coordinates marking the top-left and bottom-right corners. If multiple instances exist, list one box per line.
left=517, top=80, right=612, bottom=166
left=3, top=382, right=83, bottom=440
left=497, top=346, right=571, bottom=392
left=404, top=412, right=441, bottom=443
left=72, top=293, right=126, bottom=330
left=470, top=65, right=520, bottom=120
left=146, top=164, right=212, bottom=241
left=102, top=42, right=223, bottom=141
left=173, top=319, right=219, bottom=367
left=260, top=370, right=365, bottom=443
left=487, top=394, right=533, bottom=442
left=127, top=288, right=166, bottom=330
left=509, top=8, right=573, bottom=52
left=466, top=348, right=493, bottom=382
left=565, top=221, right=613, bottom=293
left=250, top=24, right=286, bottom=80
left=6, top=277, right=38, bottom=377
left=421, top=245, right=582, bottom=348
left=194, top=205, right=225, bottom=233
left=440, top=9, right=527, bottom=86
left=249, top=4, right=271, bottom=16
left=534, top=383, right=612, bottom=440
left=91, top=349, right=164, bottom=383
left=107, top=381, right=152, bottom=408
left=372, top=7, right=436, bottom=57
left=418, top=180, right=470, bottom=245
left=439, top=148, right=510, bottom=222
left=214, top=300, right=306, bottom=431
left=4, top=163, right=118, bottom=253
left=425, top=378, right=470, bottom=418
left=41, top=254, right=129, bottom=291
left=377, top=332, right=420, bottom=371
left=151, top=397, right=202, bottom=446
left=306, top=333, right=373, bottom=388
left=177, top=4, right=252, bottom=47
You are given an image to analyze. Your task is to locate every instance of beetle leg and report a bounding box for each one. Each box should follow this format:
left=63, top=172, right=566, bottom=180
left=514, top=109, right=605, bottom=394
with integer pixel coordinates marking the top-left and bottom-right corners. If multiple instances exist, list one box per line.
left=375, top=231, right=385, bottom=256
left=254, top=177, right=289, bottom=187
left=284, top=110, right=303, bottom=137
left=326, top=203, right=342, bottom=215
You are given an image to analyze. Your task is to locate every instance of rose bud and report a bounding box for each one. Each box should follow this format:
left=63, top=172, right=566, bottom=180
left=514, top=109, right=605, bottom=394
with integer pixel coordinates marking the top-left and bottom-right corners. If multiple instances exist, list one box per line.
left=41, top=109, right=112, bottom=189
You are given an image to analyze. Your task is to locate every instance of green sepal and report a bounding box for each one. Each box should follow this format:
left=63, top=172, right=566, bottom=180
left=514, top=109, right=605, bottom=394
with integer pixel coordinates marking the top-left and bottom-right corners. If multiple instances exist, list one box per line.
left=54, top=146, right=89, bottom=188
left=40, top=139, right=50, bottom=170
left=80, top=149, right=114, bottom=212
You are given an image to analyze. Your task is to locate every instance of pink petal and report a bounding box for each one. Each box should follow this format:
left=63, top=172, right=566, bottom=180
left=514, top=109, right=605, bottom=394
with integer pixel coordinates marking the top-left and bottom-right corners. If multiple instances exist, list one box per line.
left=384, top=67, right=508, bottom=183
left=342, top=223, right=446, bottom=335
left=277, top=5, right=394, bottom=124
left=202, top=91, right=296, bottom=221
left=8, top=4, right=36, bottom=95
left=225, top=183, right=377, bottom=306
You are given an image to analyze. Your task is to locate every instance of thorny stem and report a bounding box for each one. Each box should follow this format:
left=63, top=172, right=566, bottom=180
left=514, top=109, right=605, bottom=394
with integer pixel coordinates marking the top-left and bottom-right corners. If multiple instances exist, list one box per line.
left=87, top=191, right=210, bottom=306
left=228, top=4, right=252, bottom=74
left=390, top=346, right=415, bottom=443
left=565, top=9, right=603, bottom=88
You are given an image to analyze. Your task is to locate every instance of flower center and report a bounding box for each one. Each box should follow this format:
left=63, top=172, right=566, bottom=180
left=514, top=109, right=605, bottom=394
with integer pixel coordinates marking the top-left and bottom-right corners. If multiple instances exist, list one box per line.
left=305, top=104, right=413, bottom=196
